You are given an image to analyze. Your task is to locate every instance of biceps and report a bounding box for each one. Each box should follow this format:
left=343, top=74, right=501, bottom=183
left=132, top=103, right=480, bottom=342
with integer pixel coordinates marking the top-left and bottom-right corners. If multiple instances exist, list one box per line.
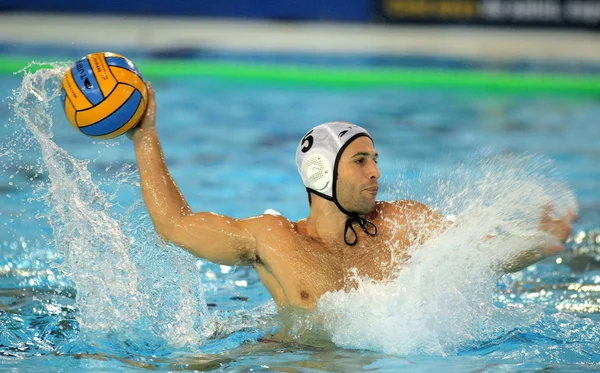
left=162, top=212, right=258, bottom=266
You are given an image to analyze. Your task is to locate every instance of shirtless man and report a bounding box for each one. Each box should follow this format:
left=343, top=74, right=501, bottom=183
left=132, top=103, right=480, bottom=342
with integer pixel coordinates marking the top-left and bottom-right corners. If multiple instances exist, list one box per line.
left=130, top=82, right=575, bottom=311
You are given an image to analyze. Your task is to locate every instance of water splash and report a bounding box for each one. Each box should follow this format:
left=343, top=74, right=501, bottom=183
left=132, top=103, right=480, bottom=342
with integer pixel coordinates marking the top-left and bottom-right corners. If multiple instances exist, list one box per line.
left=7, top=63, right=208, bottom=353
left=318, top=154, right=580, bottom=356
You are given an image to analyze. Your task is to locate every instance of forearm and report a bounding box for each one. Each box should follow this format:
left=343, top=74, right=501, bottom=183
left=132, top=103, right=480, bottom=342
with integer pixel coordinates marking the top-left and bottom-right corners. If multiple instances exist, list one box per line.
left=502, top=246, right=545, bottom=273
left=132, top=127, right=192, bottom=235
left=497, top=234, right=563, bottom=273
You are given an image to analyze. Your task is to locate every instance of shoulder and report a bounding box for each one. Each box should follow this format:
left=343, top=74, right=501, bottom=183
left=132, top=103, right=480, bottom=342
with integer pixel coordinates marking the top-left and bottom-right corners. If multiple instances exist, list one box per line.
left=238, top=213, right=295, bottom=235
left=377, top=200, right=442, bottom=217
left=377, top=200, right=451, bottom=244
left=238, top=213, right=301, bottom=264
left=376, top=200, right=449, bottom=229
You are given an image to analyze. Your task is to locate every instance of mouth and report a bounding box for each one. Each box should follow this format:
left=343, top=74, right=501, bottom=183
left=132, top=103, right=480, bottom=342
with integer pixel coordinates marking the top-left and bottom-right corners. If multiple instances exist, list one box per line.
left=364, top=186, right=379, bottom=195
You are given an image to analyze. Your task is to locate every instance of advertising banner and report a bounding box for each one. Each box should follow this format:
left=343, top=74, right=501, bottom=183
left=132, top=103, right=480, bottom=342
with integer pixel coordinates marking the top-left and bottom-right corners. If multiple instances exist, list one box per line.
left=0, top=0, right=371, bottom=22
left=376, top=0, right=600, bottom=29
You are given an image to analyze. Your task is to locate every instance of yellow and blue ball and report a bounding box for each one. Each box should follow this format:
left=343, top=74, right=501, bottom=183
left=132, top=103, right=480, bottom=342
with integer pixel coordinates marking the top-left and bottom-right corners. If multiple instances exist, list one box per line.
left=60, top=52, right=147, bottom=140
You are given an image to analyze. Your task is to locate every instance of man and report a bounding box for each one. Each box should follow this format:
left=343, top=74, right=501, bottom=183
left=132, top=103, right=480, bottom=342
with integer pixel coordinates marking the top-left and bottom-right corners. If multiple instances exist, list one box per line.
left=130, top=82, right=575, bottom=311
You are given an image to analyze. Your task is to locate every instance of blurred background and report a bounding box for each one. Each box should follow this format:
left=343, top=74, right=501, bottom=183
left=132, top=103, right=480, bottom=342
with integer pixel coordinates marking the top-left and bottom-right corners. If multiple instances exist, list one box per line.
left=1, top=0, right=600, bottom=25
left=1, top=1, right=600, bottom=371
left=1, top=0, right=599, bottom=67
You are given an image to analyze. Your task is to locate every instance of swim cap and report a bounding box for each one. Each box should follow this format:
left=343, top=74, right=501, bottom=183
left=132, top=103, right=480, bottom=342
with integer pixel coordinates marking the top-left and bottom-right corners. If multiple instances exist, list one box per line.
left=296, top=121, right=371, bottom=204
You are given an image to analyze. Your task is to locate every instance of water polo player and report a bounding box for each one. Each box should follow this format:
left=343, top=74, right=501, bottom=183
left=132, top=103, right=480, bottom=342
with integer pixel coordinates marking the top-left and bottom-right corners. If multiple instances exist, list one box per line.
left=130, top=82, right=576, bottom=312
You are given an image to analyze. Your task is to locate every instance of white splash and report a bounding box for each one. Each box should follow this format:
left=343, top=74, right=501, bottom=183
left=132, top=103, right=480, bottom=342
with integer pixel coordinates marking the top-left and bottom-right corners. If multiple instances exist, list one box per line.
left=318, top=155, right=578, bottom=355
left=9, top=63, right=207, bottom=349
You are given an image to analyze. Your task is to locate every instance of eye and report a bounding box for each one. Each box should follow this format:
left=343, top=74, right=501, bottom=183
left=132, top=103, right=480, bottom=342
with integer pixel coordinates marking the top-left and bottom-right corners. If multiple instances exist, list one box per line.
left=355, top=158, right=365, bottom=164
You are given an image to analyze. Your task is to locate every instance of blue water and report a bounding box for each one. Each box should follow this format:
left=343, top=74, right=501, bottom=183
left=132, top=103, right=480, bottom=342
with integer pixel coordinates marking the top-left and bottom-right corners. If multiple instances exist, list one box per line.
left=1, top=56, right=599, bottom=372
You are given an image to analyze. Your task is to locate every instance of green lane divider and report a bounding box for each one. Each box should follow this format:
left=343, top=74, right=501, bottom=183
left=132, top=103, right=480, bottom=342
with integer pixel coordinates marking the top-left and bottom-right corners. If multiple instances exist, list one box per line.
left=2, top=56, right=600, bottom=96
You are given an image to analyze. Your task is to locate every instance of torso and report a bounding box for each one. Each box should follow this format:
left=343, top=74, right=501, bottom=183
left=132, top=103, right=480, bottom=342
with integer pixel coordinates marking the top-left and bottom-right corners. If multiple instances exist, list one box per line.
left=247, top=200, right=427, bottom=310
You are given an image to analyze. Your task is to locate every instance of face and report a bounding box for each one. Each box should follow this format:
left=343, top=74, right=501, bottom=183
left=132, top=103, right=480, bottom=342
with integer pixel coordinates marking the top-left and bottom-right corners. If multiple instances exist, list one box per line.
left=335, top=136, right=380, bottom=215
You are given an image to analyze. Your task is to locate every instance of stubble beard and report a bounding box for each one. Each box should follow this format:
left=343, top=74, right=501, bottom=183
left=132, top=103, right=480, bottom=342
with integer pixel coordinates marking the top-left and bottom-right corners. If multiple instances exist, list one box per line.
left=356, top=197, right=377, bottom=215
left=337, top=181, right=377, bottom=216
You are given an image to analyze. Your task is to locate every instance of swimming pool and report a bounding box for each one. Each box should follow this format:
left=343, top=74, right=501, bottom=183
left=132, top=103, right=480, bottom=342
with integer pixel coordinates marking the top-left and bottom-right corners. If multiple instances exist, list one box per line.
left=1, top=45, right=600, bottom=372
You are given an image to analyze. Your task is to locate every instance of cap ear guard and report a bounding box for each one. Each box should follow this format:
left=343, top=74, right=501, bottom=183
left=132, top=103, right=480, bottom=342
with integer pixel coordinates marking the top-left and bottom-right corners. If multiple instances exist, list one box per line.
left=302, top=152, right=332, bottom=193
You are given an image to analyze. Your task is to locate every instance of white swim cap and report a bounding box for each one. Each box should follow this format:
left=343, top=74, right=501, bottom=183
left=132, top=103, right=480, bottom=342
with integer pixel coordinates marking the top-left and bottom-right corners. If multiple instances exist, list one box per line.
left=296, top=121, right=371, bottom=202
left=297, top=121, right=377, bottom=246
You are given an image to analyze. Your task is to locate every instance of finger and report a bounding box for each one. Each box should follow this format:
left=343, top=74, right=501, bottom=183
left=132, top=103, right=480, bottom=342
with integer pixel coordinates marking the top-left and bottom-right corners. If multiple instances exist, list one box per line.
left=147, top=82, right=155, bottom=100
left=144, top=82, right=156, bottom=113
left=543, top=201, right=553, bottom=214
left=540, top=201, right=553, bottom=224
left=555, top=208, right=577, bottom=225
left=558, top=219, right=573, bottom=240
left=543, top=238, right=565, bottom=255
left=566, top=208, right=578, bottom=222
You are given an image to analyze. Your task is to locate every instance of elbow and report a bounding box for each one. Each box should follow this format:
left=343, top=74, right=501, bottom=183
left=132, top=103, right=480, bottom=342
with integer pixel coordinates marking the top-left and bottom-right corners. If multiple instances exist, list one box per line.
left=151, top=218, right=179, bottom=243
left=153, top=224, right=172, bottom=242
left=148, top=209, right=189, bottom=242
left=155, top=227, right=171, bottom=242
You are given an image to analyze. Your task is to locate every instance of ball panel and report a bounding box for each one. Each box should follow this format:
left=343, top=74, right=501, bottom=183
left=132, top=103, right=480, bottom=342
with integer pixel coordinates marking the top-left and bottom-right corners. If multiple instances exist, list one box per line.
left=88, top=52, right=118, bottom=97
left=78, top=87, right=142, bottom=137
left=72, top=57, right=104, bottom=106
left=109, top=66, right=147, bottom=97
left=62, top=70, right=92, bottom=110
left=77, top=84, right=136, bottom=127
left=91, top=94, right=146, bottom=140
left=105, top=56, right=143, bottom=79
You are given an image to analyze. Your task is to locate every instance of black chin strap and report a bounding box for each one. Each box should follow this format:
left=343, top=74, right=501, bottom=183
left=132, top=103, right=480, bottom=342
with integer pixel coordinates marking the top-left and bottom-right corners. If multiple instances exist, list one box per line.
left=344, top=214, right=378, bottom=246
left=305, top=190, right=378, bottom=246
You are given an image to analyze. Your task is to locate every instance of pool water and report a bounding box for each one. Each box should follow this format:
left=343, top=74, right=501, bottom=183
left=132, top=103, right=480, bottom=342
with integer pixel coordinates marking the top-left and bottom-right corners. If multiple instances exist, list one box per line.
left=1, top=58, right=599, bottom=372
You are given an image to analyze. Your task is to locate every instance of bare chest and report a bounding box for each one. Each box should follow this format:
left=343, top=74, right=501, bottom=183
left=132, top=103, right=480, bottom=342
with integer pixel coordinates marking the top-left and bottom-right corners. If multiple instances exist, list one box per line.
left=259, top=230, right=410, bottom=308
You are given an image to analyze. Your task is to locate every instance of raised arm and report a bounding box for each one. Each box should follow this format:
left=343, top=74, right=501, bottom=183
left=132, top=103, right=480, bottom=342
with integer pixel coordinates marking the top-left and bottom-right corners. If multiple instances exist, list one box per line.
left=130, top=82, right=257, bottom=265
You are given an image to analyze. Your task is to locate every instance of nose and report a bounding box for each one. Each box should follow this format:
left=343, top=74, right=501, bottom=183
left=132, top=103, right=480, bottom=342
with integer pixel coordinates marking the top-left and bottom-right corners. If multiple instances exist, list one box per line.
left=368, top=159, right=380, bottom=180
